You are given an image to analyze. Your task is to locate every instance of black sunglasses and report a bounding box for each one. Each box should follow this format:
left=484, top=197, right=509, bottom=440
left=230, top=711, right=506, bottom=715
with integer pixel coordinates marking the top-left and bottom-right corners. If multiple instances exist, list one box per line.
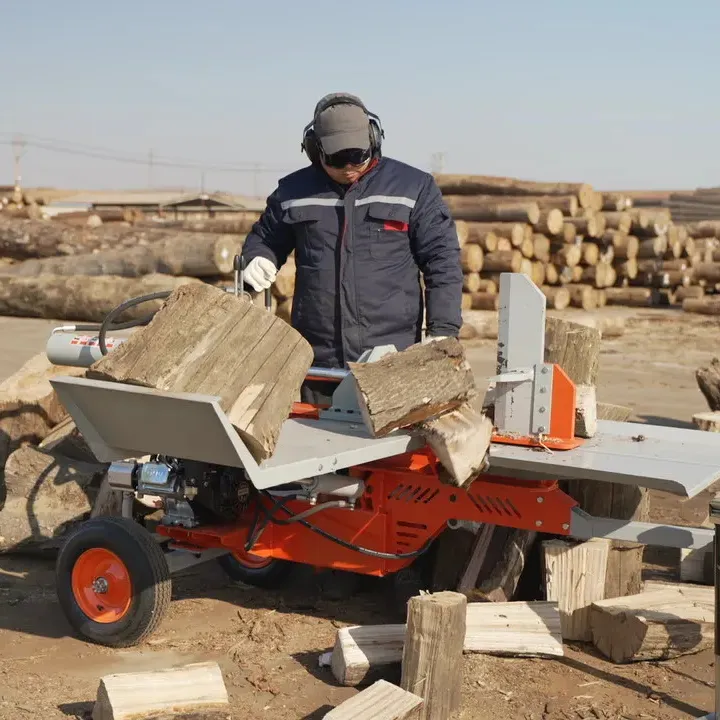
left=322, top=147, right=371, bottom=168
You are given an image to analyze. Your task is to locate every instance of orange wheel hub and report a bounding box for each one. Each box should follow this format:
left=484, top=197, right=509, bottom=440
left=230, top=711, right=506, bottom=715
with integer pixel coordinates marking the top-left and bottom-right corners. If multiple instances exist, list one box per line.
left=71, top=548, right=132, bottom=623
left=232, top=548, right=273, bottom=569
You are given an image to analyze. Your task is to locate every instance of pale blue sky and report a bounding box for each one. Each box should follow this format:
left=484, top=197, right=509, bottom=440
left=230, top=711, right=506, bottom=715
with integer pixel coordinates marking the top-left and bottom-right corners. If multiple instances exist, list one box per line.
left=3, top=0, right=718, bottom=197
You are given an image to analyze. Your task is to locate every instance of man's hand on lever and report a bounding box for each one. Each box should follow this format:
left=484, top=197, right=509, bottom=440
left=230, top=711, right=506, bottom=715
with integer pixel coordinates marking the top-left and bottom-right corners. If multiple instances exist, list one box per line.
left=244, top=257, right=277, bottom=292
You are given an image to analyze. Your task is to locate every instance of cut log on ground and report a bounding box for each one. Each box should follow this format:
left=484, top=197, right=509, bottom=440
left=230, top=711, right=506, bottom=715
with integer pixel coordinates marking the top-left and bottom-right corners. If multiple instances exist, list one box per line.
left=0, top=273, right=201, bottom=322
left=92, top=660, right=230, bottom=720
left=0, top=445, right=108, bottom=554
left=330, top=600, right=563, bottom=686
left=0, top=353, right=84, bottom=475
left=562, top=479, right=649, bottom=599
left=324, top=680, right=423, bottom=720
left=596, top=402, right=632, bottom=422
left=542, top=538, right=610, bottom=641
left=87, top=283, right=314, bottom=461
left=38, top=416, right=97, bottom=463
left=695, top=357, right=720, bottom=412
left=349, top=339, right=476, bottom=438
left=692, top=410, right=720, bottom=431
left=3, top=232, right=245, bottom=278
left=684, top=298, right=720, bottom=315
left=416, top=401, right=492, bottom=486
left=401, top=591, right=466, bottom=720
left=590, top=584, right=714, bottom=663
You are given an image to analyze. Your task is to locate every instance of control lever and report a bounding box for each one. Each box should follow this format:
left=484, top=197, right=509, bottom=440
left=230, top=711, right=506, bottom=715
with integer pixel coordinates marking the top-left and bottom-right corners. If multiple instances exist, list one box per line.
left=233, top=254, right=273, bottom=311
left=233, top=254, right=244, bottom=298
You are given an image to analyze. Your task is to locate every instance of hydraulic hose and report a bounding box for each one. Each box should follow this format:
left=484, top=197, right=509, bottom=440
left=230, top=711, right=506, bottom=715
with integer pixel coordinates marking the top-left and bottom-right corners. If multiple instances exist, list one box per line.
left=98, top=291, right=172, bottom=356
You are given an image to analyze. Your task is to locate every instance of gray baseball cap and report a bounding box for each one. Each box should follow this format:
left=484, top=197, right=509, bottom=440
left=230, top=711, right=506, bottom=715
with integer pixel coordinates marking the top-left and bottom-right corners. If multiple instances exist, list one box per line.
left=314, top=95, right=371, bottom=155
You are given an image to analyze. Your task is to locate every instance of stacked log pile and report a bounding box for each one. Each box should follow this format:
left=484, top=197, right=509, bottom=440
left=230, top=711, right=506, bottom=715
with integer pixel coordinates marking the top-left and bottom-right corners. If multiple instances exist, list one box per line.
left=435, top=174, right=718, bottom=313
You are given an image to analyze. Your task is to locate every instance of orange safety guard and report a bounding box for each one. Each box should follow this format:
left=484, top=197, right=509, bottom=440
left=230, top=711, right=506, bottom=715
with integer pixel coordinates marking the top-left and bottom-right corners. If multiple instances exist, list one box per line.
left=157, top=449, right=578, bottom=578
left=492, top=364, right=584, bottom=450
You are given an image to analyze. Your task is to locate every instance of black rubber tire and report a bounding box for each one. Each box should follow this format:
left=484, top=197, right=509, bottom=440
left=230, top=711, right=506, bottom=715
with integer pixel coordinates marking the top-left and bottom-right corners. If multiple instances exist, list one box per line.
left=56, top=516, right=171, bottom=648
left=217, top=552, right=293, bottom=589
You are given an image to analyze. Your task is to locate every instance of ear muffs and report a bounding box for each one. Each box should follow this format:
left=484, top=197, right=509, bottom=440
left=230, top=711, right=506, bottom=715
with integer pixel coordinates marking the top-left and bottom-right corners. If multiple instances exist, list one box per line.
left=301, top=94, right=384, bottom=165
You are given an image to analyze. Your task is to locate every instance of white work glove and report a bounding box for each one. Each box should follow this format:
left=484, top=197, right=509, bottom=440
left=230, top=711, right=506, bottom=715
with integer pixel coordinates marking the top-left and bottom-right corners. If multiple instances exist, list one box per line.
left=244, top=257, right=277, bottom=291
left=422, top=334, right=449, bottom=344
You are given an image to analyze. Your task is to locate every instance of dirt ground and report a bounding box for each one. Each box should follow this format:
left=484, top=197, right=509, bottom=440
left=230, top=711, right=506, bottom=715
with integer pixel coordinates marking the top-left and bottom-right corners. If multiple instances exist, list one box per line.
left=0, top=307, right=719, bottom=720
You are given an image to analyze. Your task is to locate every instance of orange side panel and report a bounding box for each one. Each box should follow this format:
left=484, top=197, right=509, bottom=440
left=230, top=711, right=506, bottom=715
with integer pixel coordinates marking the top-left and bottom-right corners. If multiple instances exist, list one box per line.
left=157, top=452, right=578, bottom=578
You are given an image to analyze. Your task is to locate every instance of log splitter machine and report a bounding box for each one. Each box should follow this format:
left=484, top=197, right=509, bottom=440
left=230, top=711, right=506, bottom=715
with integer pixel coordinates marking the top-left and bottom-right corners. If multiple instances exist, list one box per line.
left=43, top=272, right=720, bottom=716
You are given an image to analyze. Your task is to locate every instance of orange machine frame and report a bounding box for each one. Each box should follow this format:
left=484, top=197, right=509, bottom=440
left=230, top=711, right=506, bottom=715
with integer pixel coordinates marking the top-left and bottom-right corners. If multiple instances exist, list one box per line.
left=157, top=373, right=581, bottom=578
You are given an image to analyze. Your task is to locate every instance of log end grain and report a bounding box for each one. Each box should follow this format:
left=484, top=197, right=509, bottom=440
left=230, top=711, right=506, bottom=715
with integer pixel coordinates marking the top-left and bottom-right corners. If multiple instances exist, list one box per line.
left=350, top=339, right=477, bottom=437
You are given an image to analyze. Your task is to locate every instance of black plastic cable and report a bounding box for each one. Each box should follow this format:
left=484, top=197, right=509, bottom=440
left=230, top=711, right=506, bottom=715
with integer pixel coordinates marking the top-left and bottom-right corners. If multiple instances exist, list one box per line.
left=98, top=291, right=172, bottom=355
left=255, top=491, right=433, bottom=561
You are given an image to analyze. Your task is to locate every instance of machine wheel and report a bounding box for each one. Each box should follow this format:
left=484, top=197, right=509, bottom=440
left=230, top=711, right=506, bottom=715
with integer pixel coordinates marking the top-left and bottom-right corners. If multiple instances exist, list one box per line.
left=56, top=516, right=171, bottom=648
left=217, top=547, right=293, bottom=589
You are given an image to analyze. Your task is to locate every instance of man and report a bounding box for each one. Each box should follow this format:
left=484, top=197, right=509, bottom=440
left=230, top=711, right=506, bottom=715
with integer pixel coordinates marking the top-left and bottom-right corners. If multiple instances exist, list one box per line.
left=241, top=92, right=463, bottom=405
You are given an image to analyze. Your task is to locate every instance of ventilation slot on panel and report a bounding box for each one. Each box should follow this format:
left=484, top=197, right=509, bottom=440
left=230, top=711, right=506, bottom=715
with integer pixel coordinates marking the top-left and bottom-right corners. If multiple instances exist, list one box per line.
left=470, top=494, right=522, bottom=518
left=393, top=520, right=427, bottom=551
left=387, top=484, right=440, bottom=504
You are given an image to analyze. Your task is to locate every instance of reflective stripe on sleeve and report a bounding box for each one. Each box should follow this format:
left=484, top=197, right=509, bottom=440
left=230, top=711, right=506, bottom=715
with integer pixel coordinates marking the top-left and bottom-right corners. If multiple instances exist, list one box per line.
left=280, top=197, right=342, bottom=210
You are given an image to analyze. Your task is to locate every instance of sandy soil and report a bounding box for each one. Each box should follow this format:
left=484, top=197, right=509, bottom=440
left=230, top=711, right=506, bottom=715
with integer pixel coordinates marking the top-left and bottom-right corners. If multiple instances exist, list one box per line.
left=0, top=307, right=719, bottom=720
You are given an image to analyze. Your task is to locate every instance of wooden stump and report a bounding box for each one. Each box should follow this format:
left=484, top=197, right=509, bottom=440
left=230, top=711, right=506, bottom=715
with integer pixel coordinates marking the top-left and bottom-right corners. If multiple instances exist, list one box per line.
left=563, top=479, right=649, bottom=599
left=400, top=591, right=466, bottom=720
left=542, top=538, right=610, bottom=641
left=87, top=283, right=314, bottom=461
left=693, top=410, right=720, bottom=431
left=349, top=339, right=476, bottom=438
left=324, top=680, right=424, bottom=719
left=92, top=660, right=230, bottom=720
left=590, top=584, right=714, bottom=663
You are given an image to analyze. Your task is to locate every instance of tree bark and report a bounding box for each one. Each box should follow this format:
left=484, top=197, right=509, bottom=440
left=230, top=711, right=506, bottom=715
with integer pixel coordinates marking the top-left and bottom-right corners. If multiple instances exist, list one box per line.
left=604, top=287, right=657, bottom=306
left=0, top=273, right=201, bottom=322
left=696, top=357, right=720, bottom=411
left=443, top=196, right=540, bottom=224
left=87, top=283, right=314, bottom=461
left=349, top=339, right=476, bottom=438
left=136, top=213, right=260, bottom=234
left=434, top=174, right=595, bottom=208
left=0, top=445, right=107, bottom=554
left=3, top=232, right=245, bottom=278
left=0, top=217, right=245, bottom=262
left=0, top=353, right=84, bottom=479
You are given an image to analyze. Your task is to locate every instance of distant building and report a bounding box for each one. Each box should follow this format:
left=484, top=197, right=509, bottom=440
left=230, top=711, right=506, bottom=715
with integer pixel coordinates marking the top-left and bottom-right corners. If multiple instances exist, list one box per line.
left=43, top=189, right=266, bottom=219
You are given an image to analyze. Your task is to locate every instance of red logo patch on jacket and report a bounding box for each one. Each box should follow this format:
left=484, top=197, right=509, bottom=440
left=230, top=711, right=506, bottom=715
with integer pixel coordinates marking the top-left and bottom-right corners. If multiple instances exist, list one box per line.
left=383, top=220, right=409, bottom=232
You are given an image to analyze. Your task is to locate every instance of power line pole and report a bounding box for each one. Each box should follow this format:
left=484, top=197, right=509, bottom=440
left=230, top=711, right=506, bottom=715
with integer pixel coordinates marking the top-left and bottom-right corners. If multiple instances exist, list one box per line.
left=12, top=134, right=27, bottom=188
left=148, top=148, right=154, bottom=187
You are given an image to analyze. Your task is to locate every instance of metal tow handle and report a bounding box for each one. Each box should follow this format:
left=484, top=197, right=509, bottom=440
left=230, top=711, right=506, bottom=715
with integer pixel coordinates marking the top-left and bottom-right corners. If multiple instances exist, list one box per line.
left=233, top=254, right=272, bottom=310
